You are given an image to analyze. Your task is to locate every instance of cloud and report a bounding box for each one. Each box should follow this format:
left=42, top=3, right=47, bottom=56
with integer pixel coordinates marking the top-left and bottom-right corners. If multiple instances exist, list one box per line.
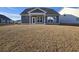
left=0, top=12, right=21, bottom=20
left=59, top=7, right=79, bottom=17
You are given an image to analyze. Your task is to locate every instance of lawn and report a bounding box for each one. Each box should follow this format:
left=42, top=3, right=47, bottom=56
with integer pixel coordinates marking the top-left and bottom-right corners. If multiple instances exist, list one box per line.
left=0, top=25, right=79, bottom=52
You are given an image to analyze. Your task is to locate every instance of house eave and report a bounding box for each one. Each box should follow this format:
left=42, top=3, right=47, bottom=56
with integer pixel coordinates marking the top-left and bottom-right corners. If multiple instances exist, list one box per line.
left=28, top=7, right=47, bottom=14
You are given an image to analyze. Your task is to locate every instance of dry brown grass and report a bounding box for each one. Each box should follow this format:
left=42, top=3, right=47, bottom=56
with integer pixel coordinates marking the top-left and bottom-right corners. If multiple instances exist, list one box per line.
left=0, top=25, right=79, bottom=52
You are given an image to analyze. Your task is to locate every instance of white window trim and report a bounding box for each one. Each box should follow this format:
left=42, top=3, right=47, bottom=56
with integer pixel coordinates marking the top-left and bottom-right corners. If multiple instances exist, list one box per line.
left=28, top=8, right=47, bottom=13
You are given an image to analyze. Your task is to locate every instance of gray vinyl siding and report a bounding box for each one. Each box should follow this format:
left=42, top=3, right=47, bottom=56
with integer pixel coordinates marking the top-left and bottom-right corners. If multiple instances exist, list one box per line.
left=0, top=19, right=1, bottom=23
left=45, top=16, right=48, bottom=24
left=21, top=16, right=29, bottom=23
left=56, top=16, right=59, bottom=23
left=6, top=20, right=10, bottom=24
left=0, top=18, right=10, bottom=24
left=0, top=14, right=12, bottom=24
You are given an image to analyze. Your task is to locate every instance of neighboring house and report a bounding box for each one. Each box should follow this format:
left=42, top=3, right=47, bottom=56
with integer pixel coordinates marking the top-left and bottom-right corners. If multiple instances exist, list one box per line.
left=0, top=14, right=13, bottom=24
left=15, top=20, right=21, bottom=24
left=20, top=7, right=60, bottom=24
left=59, top=8, right=79, bottom=24
left=59, top=14, right=79, bottom=24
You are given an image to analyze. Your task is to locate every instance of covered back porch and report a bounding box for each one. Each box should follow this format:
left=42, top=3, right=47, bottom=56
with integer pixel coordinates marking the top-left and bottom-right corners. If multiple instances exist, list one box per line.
left=29, top=14, right=59, bottom=24
left=30, top=15, right=45, bottom=24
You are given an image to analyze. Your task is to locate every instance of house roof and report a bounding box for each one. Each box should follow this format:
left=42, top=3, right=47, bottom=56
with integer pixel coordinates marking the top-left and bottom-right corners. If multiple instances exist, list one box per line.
left=20, top=7, right=60, bottom=15
left=0, top=14, right=12, bottom=20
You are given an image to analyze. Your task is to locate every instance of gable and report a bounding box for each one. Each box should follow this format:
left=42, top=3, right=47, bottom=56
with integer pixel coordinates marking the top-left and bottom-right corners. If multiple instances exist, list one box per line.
left=28, top=8, right=46, bottom=13
left=30, top=9, right=45, bottom=13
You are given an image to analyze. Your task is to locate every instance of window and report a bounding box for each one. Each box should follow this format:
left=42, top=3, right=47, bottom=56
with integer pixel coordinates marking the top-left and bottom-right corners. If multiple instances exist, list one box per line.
left=47, top=17, right=54, bottom=23
left=37, top=19, right=39, bottom=22
left=76, top=18, right=79, bottom=21
left=40, top=19, right=42, bottom=22
left=48, top=20, right=53, bottom=23
left=33, top=19, right=35, bottom=23
left=63, top=14, right=66, bottom=16
left=37, top=16, right=43, bottom=23
left=1, top=19, right=5, bottom=23
left=47, top=17, right=54, bottom=20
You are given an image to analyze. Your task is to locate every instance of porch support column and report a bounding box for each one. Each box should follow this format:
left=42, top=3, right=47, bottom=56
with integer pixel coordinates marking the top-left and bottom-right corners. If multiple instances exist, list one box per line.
left=44, top=14, right=46, bottom=24
left=29, top=14, right=31, bottom=24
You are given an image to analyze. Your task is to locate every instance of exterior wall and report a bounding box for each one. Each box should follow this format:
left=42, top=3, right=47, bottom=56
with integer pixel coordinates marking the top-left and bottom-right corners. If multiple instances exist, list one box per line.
left=21, top=16, right=29, bottom=24
left=6, top=20, right=11, bottom=24
left=56, top=16, right=59, bottom=24
left=59, top=15, right=79, bottom=24
left=0, top=18, right=12, bottom=24
left=0, top=19, right=1, bottom=23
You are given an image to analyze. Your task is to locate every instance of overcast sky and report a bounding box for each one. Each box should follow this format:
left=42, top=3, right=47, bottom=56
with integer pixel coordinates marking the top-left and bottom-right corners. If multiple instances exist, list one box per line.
left=0, top=7, right=63, bottom=20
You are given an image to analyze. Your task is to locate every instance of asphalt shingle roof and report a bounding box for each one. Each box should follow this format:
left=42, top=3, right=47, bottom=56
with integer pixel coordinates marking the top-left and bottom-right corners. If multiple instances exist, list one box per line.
left=20, top=7, right=59, bottom=15
left=0, top=14, right=12, bottom=20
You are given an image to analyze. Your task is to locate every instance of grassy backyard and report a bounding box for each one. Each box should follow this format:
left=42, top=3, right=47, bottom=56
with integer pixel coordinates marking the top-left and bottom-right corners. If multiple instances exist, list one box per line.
left=0, top=25, right=79, bottom=52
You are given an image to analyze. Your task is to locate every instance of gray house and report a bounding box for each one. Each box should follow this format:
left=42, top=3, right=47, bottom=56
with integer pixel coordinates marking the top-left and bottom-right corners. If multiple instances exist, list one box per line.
left=0, top=14, right=13, bottom=24
left=20, top=7, right=60, bottom=24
